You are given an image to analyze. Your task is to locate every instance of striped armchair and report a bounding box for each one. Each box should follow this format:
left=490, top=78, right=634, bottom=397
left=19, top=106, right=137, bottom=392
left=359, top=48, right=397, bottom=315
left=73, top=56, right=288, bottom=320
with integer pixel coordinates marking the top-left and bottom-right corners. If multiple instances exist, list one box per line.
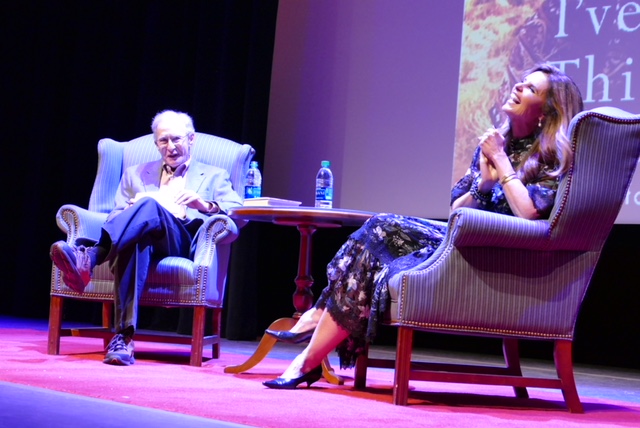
left=48, top=132, right=254, bottom=366
left=354, top=107, right=640, bottom=412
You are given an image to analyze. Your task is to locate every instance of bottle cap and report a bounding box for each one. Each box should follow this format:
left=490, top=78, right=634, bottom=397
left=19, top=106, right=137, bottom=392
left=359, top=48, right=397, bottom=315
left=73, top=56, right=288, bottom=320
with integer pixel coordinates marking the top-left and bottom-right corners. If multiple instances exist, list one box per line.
left=321, top=160, right=330, bottom=168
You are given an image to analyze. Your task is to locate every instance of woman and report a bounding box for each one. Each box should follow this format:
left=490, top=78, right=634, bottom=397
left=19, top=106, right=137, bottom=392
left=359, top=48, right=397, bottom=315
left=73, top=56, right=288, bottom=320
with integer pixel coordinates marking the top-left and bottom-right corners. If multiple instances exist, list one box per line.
left=263, top=63, right=584, bottom=389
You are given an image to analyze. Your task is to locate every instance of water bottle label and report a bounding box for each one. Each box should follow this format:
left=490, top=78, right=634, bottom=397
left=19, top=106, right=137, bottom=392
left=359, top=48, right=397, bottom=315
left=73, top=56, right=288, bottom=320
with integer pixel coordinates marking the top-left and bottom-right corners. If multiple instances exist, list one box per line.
left=245, top=186, right=261, bottom=199
left=315, top=187, right=333, bottom=201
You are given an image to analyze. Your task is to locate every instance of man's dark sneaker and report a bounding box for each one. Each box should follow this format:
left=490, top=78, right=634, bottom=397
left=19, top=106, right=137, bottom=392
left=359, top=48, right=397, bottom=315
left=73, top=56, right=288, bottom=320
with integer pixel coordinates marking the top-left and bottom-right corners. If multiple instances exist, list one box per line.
left=49, top=241, right=97, bottom=293
left=104, top=330, right=135, bottom=366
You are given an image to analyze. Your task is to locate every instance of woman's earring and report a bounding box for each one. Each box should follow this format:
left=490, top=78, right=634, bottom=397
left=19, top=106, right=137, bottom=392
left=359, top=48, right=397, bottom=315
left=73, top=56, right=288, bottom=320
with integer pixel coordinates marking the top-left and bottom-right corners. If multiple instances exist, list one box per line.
left=538, top=117, right=543, bottom=128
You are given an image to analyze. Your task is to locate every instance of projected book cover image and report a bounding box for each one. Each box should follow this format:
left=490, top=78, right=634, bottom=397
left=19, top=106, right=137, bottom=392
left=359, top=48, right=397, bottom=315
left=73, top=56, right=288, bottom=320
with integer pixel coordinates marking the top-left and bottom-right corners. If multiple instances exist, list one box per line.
left=454, top=0, right=639, bottom=223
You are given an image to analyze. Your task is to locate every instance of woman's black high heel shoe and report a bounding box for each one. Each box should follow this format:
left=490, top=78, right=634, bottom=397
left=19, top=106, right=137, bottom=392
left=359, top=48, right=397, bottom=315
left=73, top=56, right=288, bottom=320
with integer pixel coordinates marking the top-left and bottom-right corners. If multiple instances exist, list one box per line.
left=262, top=365, right=323, bottom=389
left=264, top=328, right=315, bottom=344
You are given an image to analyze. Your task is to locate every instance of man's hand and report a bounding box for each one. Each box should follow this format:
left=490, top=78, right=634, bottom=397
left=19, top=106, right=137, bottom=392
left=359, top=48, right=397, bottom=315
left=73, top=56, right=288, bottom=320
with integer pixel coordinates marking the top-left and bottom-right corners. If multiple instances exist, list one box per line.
left=175, top=189, right=209, bottom=212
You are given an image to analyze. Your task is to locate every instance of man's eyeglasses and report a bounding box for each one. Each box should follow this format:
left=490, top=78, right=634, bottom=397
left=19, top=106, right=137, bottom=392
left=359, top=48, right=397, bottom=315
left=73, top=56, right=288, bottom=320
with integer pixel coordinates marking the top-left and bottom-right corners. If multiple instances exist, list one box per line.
left=156, top=135, right=189, bottom=147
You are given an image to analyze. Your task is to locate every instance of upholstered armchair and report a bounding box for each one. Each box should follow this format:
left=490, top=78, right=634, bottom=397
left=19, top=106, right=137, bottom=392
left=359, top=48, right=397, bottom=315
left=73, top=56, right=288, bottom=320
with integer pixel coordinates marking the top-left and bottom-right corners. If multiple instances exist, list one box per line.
left=354, top=107, right=640, bottom=412
left=48, top=132, right=254, bottom=366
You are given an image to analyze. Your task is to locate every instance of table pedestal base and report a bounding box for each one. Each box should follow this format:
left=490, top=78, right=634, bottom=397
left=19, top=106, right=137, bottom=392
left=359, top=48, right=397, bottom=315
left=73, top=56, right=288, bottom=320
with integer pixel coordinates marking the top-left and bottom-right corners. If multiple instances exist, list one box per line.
left=224, top=207, right=373, bottom=386
left=223, top=317, right=343, bottom=385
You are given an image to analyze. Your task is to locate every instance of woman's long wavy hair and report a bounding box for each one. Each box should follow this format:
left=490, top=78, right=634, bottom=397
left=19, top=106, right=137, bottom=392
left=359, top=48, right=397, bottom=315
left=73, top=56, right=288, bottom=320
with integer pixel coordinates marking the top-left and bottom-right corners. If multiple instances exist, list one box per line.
left=498, top=63, right=584, bottom=183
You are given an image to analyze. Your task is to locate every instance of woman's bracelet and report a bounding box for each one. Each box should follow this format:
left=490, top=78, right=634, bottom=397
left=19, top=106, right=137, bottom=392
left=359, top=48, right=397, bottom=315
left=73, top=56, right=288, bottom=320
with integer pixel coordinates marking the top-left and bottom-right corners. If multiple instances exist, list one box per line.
left=470, top=178, right=492, bottom=207
left=500, top=172, right=518, bottom=186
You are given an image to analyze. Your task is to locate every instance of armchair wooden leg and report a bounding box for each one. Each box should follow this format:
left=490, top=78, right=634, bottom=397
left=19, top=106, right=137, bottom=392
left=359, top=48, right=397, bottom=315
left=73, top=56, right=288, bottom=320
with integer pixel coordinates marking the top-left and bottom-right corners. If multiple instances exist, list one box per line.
left=48, top=296, right=63, bottom=355
left=101, top=302, right=113, bottom=348
left=555, top=340, right=584, bottom=413
left=190, top=306, right=206, bottom=367
left=212, top=308, right=221, bottom=359
left=503, top=338, right=529, bottom=399
left=393, top=327, right=413, bottom=405
left=354, top=345, right=369, bottom=390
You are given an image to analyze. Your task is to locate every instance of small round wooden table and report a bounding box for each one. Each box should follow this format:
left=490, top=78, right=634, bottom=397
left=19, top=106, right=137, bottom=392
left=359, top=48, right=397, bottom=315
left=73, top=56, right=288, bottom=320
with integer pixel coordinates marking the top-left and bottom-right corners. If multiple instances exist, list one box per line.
left=223, top=206, right=374, bottom=384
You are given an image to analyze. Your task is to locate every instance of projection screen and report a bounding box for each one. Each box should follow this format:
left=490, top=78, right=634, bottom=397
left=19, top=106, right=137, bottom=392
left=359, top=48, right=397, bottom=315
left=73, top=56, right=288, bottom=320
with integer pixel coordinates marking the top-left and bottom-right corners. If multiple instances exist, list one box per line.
left=456, top=0, right=640, bottom=223
left=265, top=0, right=640, bottom=223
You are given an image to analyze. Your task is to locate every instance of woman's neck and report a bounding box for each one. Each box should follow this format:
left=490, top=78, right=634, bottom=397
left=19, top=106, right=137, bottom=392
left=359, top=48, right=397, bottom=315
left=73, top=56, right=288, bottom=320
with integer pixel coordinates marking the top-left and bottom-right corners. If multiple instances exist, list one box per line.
left=511, top=122, right=537, bottom=139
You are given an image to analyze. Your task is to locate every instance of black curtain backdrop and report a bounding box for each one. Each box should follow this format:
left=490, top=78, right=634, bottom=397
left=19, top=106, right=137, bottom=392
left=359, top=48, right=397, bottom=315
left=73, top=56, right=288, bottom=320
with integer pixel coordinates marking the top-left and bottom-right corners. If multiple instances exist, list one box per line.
left=1, top=1, right=278, bottom=339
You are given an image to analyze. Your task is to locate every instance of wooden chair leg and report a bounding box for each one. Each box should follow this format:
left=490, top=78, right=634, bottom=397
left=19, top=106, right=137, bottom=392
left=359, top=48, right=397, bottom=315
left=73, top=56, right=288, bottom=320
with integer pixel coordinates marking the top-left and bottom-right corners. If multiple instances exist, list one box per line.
left=503, top=338, right=529, bottom=399
left=555, top=340, right=584, bottom=413
left=48, top=296, right=63, bottom=355
left=101, top=302, right=113, bottom=348
left=190, top=306, right=206, bottom=367
left=354, top=344, right=369, bottom=390
left=393, top=326, right=413, bottom=405
left=212, top=308, right=221, bottom=359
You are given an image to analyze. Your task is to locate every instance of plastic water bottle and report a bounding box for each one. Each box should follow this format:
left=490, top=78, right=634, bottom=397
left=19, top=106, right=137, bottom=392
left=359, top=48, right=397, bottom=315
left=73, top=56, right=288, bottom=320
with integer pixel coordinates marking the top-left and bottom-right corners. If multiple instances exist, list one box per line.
left=244, top=161, right=262, bottom=199
left=315, top=160, right=333, bottom=208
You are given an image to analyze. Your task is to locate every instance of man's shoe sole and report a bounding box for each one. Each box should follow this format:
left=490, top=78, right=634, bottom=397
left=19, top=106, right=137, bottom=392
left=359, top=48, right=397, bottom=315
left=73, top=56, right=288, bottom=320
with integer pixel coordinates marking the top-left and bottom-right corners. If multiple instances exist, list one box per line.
left=103, top=355, right=135, bottom=366
left=50, top=243, right=87, bottom=294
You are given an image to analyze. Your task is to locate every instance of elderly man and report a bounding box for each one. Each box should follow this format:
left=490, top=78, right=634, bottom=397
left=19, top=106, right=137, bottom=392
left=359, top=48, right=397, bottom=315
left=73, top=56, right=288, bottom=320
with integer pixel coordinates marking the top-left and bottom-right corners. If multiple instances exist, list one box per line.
left=50, top=110, right=243, bottom=365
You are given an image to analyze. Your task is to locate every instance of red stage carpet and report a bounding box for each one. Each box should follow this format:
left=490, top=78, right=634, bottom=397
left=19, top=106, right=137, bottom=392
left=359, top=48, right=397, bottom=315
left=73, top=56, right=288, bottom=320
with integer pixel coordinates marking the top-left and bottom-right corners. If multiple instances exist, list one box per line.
left=1, top=323, right=638, bottom=428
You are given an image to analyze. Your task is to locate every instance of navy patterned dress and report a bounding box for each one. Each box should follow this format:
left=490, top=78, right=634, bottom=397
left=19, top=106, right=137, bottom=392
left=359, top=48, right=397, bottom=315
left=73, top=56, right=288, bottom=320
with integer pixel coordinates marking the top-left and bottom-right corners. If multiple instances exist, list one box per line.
left=316, top=135, right=560, bottom=368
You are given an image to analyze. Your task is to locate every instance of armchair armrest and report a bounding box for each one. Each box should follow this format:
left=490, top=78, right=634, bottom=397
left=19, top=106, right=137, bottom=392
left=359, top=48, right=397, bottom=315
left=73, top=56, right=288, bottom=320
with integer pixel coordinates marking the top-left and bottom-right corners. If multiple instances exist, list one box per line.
left=56, top=204, right=108, bottom=242
left=192, top=214, right=240, bottom=267
left=448, top=207, right=552, bottom=251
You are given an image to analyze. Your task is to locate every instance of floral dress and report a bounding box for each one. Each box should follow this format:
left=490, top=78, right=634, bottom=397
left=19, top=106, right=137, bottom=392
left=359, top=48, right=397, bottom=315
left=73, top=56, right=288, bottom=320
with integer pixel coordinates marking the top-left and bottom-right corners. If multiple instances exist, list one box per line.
left=316, top=135, right=560, bottom=368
